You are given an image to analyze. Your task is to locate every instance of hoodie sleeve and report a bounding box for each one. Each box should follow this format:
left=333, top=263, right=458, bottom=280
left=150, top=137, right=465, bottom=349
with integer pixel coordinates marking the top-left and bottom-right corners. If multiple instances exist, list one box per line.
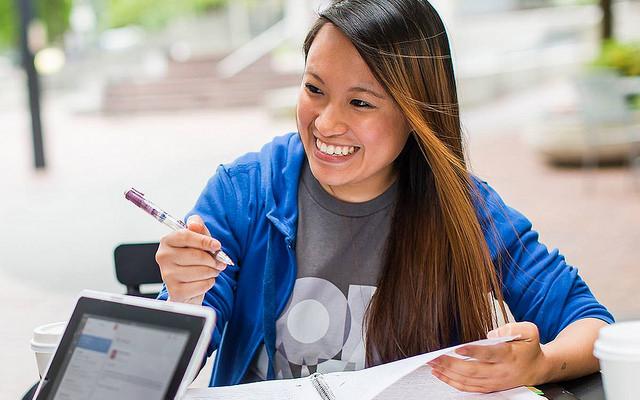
left=158, top=165, right=244, bottom=357
left=474, top=179, right=614, bottom=344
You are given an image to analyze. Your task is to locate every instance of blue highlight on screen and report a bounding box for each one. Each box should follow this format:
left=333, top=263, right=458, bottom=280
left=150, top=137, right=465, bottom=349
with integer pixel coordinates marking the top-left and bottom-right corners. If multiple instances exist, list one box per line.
left=77, top=334, right=112, bottom=353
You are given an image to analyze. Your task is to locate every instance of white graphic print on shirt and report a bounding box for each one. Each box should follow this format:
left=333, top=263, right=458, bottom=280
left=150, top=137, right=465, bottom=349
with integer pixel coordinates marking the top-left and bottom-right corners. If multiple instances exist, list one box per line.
left=253, top=277, right=376, bottom=379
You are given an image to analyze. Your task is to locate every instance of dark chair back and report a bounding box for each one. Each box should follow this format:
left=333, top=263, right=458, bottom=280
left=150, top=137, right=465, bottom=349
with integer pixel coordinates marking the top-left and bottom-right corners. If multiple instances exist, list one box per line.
left=114, top=242, right=163, bottom=298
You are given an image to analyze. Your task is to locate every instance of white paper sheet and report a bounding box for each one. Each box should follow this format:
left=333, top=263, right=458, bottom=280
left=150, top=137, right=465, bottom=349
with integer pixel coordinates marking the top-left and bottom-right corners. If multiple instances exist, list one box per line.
left=182, top=376, right=318, bottom=400
left=181, top=336, right=540, bottom=400
left=371, top=365, right=540, bottom=400
left=333, top=336, right=522, bottom=400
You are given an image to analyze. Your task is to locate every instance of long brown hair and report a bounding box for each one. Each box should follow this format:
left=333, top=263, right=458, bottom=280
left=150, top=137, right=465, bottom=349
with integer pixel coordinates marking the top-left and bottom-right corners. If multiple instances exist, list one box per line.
left=303, top=0, right=508, bottom=365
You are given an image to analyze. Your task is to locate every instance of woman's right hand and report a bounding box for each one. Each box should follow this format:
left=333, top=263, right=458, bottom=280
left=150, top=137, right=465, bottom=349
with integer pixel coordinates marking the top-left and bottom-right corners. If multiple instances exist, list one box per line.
left=155, top=215, right=229, bottom=305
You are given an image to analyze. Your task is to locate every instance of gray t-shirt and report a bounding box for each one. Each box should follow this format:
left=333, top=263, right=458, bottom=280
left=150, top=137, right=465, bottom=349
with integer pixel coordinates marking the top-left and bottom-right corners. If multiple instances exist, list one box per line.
left=243, top=161, right=397, bottom=381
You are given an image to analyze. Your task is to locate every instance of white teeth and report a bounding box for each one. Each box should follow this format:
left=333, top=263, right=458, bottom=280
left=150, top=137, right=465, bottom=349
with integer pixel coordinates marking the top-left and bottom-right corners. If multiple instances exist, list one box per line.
left=315, top=137, right=358, bottom=157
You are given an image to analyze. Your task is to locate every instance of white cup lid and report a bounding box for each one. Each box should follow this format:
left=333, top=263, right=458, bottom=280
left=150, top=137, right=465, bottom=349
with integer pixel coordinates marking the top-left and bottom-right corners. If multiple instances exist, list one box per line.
left=599, top=321, right=640, bottom=346
left=594, top=321, right=640, bottom=359
left=31, top=321, right=67, bottom=346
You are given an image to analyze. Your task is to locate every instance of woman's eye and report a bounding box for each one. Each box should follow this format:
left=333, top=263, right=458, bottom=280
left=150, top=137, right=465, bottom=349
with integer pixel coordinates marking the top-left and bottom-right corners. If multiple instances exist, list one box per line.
left=305, top=83, right=323, bottom=94
left=350, top=99, right=373, bottom=108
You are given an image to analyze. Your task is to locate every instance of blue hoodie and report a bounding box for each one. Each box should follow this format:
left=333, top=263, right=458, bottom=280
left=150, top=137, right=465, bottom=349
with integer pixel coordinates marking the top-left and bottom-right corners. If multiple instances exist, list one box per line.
left=158, top=132, right=613, bottom=387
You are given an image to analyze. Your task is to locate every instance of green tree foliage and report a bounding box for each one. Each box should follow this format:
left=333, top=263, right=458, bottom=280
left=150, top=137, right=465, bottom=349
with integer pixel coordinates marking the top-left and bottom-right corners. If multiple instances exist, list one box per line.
left=106, top=0, right=226, bottom=30
left=593, top=40, right=640, bottom=77
left=0, top=0, right=15, bottom=48
left=0, top=0, right=72, bottom=49
left=0, top=0, right=224, bottom=49
left=591, top=41, right=640, bottom=108
left=36, top=0, right=73, bottom=43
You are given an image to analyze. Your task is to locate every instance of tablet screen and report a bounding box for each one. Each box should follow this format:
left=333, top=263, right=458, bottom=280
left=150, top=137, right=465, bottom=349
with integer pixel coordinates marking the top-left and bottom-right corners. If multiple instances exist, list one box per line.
left=50, top=314, right=189, bottom=399
left=35, top=296, right=209, bottom=400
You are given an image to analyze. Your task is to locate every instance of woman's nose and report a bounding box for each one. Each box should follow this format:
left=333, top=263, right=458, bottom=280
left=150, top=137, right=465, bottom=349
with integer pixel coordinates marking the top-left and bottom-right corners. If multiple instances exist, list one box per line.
left=314, top=103, right=348, bottom=136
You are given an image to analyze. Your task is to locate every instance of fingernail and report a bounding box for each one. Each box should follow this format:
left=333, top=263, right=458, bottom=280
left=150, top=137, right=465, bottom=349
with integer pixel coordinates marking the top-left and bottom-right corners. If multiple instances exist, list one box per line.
left=456, top=348, right=469, bottom=356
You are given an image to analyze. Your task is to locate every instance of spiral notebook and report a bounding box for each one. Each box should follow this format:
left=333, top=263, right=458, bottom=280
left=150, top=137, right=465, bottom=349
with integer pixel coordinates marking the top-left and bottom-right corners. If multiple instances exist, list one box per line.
left=184, top=336, right=540, bottom=400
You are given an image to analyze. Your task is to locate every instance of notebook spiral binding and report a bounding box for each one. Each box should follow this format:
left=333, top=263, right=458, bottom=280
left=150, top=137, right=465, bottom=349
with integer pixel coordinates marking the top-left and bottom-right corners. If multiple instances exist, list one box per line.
left=309, top=372, right=337, bottom=400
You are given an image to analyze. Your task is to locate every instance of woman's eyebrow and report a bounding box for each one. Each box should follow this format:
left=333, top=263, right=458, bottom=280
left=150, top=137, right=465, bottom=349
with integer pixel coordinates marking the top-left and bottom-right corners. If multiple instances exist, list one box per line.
left=305, top=71, right=326, bottom=84
left=305, top=71, right=386, bottom=99
left=348, top=86, right=385, bottom=99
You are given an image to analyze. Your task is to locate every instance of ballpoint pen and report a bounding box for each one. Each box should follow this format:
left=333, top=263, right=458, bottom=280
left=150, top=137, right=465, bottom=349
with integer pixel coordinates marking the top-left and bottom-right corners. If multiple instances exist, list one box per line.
left=124, top=188, right=234, bottom=266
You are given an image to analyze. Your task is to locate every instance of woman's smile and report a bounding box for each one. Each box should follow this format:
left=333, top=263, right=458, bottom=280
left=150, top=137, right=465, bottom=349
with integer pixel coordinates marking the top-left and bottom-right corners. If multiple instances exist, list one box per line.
left=312, top=135, right=361, bottom=163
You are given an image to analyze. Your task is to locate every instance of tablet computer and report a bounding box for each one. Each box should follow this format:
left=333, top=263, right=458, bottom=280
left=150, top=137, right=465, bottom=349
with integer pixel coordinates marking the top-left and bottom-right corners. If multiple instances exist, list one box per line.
left=33, top=290, right=215, bottom=400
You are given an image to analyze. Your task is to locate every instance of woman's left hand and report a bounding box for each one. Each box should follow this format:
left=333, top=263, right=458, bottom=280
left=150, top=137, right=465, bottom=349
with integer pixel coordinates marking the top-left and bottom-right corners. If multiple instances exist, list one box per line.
left=427, top=322, right=550, bottom=393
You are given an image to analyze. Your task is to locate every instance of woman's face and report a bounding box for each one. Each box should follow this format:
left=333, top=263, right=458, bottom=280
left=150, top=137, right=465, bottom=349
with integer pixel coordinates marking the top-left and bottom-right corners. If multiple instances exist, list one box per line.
left=297, top=23, right=410, bottom=202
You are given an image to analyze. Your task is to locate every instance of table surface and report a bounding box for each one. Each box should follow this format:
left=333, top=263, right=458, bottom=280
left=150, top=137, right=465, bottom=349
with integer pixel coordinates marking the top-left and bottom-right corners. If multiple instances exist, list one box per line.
left=539, top=372, right=603, bottom=400
left=23, top=373, right=605, bottom=399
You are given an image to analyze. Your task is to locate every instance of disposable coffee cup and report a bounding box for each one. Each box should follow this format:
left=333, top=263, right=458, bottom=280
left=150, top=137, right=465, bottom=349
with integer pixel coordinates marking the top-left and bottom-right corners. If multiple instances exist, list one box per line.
left=30, top=321, right=66, bottom=377
left=594, top=321, right=640, bottom=400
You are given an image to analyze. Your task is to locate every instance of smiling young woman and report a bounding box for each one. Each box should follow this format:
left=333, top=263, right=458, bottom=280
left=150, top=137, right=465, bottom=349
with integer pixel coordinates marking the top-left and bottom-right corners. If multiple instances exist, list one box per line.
left=154, top=0, right=614, bottom=393
left=300, top=5, right=506, bottom=364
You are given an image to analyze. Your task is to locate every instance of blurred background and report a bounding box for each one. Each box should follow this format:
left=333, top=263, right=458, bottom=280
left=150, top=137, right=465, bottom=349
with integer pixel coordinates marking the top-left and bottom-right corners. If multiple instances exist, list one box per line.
left=1, top=0, right=639, bottom=397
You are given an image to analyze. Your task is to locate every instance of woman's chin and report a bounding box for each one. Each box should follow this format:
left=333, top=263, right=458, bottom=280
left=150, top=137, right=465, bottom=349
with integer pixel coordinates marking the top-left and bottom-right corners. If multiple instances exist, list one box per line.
left=312, top=173, right=350, bottom=189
